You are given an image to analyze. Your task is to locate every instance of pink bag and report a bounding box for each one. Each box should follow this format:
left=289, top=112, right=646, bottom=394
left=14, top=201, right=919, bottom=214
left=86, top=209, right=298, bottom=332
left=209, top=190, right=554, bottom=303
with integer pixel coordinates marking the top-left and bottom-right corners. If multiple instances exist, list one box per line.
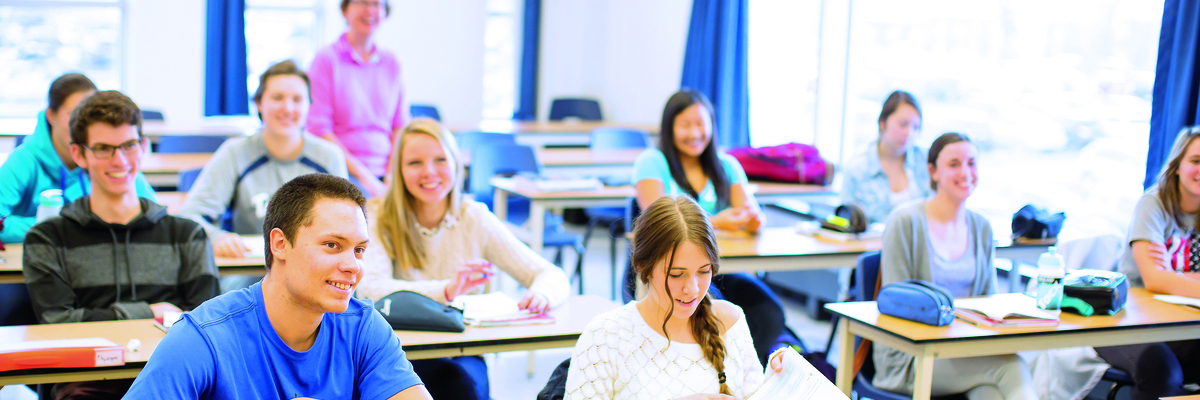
left=728, top=143, right=830, bottom=184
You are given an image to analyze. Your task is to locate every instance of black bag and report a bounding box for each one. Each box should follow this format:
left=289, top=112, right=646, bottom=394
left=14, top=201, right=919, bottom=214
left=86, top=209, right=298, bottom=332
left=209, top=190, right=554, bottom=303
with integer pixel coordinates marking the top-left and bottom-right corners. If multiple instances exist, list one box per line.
left=1012, top=204, right=1066, bottom=240
left=373, top=290, right=466, bottom=332
left=1062, top=269, right=1128, bottom=315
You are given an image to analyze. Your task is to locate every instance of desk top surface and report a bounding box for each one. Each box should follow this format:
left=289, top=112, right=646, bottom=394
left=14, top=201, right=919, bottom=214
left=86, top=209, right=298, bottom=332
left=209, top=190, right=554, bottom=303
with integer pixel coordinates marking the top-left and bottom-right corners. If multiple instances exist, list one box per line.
left=141, top=153, right=212, bottom=174
left=490, top=177, right=831, bottom=200
left=462, top=148, right=643, bottom=167
left=714, top=228, right=1049, bottom=259
left=448, top=120, right=658, bottom=135
left=395, top=294, right=618, bottom=349
left=0, top=295, right=615, bottom=375
left=1, top=244, right=263, bottom=270
left=0, top=320, right=165, bottom=365
left=825, top=289, right=1200, bottom=344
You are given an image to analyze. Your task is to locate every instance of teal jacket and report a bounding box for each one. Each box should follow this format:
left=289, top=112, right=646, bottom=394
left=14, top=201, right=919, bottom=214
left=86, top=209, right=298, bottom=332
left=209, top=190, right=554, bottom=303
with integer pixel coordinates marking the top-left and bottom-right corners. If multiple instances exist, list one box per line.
left=0, top=112, right=156, bottom=243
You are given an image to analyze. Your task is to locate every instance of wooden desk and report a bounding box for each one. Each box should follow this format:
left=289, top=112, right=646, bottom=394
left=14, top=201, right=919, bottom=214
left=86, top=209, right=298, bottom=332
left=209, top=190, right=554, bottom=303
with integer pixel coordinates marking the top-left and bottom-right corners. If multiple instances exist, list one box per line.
left=156, top=191, right=187, bottom=215
left=0, top=244, right=266, bottom=283
left=397, top=295, right=618, bottom=360
left=449, top=120, right=658, bottom=148
left=141, top=153, right=212, bottom=187
left=490, top=176, right=833, bottom=253
left=0, top=320, right=165, bottom=386
left=463, top=148, right=642, bottom=178
left=0, top=295, right=616, bottom=385
left=825, top=289, right=1200, bottom=400
left=141, top=120, right=257, bottom=137
left=715, top=228, right=1050, bottom=274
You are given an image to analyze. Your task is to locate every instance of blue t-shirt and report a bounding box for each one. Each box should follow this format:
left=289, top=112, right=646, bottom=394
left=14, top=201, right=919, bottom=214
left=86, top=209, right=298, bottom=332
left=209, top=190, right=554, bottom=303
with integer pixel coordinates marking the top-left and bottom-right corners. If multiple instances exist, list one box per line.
left=632, top=148, right=749, bottom=215
left=124, top=282, right=423, bottom=400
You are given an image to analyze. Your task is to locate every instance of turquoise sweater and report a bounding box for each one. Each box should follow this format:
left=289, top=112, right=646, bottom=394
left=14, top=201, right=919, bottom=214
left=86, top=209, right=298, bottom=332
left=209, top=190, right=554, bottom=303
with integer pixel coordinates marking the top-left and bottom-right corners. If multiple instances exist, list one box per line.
left=0, top=112, right=156, bottom=243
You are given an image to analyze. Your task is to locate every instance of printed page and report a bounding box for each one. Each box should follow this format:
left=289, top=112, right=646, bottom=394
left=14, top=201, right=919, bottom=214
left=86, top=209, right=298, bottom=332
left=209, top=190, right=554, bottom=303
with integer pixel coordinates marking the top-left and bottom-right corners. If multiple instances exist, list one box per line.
left=748, top=347, right=848, bottom=400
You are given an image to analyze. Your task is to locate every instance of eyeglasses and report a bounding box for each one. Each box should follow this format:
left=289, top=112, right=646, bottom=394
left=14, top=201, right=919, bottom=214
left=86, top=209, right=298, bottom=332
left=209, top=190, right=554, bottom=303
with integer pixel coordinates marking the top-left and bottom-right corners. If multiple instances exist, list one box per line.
left=79, top=140, right=142, bottom=160
left=350, top=0, right=383, bottom=8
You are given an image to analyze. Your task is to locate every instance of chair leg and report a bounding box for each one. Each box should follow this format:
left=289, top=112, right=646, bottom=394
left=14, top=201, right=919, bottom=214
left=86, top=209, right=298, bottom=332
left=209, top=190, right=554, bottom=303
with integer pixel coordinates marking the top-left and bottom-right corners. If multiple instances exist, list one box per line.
left=554, top=247, right=564, bottom=266
left=575, top=243, right=586, bottom=295
left=609, top=236, right=618, bottom=300
left=1107, top=381, right=1126, bottom=400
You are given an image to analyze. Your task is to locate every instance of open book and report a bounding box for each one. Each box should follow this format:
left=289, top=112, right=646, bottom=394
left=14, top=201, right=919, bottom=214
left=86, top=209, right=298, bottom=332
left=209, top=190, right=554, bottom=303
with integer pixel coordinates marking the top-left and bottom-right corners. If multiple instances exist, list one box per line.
left=449, top=292, right=555, bottom=327
left=748, top=347, right=847, bottom=400
left=954, top=294, right=1060, bottom=328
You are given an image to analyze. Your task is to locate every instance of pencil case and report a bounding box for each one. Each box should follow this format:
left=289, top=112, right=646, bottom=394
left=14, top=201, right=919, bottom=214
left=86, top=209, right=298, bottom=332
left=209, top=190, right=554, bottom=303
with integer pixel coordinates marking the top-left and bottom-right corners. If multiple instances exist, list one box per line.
left=1062, top=269, right=1127, bottom=315
left=877, top=280, right=956, bottom=326
left=372, top=290, right=465, bottom=332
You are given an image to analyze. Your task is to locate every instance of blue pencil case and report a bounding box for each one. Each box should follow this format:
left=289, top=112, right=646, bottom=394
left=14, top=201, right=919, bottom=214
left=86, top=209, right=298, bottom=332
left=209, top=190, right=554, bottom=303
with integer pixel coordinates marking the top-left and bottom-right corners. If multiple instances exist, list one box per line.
left=877, top=280, right=956, bottom=326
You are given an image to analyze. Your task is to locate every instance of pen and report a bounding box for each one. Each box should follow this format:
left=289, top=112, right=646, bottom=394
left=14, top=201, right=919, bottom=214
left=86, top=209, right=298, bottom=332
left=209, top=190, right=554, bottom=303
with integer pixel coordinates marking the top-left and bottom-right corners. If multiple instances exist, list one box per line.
left=152, top=321, right=168, bottom=333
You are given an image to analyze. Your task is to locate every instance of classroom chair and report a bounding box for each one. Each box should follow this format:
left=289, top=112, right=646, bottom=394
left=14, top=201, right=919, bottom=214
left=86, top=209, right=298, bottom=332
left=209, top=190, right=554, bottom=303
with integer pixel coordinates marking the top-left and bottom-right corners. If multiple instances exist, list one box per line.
left=549, top=98, right=603, bottom=121
left=14, top=134, right=26, bottom=148
left=178, top=168, right=233, bottom=231
left=455, top=131, right=517, bottom=192
left=141, top=110, right=164, bottom=121
left=469, top=144, right=586, bottom=290
left=0, top=284, right=38, bottom=327
left=851, top=251, right=967, bottom=400
left=158, top=135, right=227, bottom=153
left=583, top=128, right=652, bottom=286
left=411, top=104, right=441, bottom=121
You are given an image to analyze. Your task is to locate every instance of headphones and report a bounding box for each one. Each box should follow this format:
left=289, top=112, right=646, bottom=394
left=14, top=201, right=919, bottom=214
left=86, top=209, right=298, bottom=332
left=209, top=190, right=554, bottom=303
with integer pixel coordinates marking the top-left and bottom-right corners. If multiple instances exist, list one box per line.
left=820, top=203, right=868, bottom=234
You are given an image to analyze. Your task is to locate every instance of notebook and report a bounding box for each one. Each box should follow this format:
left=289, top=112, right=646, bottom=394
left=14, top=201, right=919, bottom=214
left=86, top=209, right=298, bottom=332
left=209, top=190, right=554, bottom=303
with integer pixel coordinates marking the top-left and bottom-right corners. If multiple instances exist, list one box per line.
left=450, top=292, right=556, bottom=327
left=747, top=347, right=848, bottom=400
left=954, top=294, right=1060, bottom=328
left=1153, top=294, right=1200, bottom=311
left=0, top=338, right=125, bottom=372
left=515, top=173, right=602, bottom=192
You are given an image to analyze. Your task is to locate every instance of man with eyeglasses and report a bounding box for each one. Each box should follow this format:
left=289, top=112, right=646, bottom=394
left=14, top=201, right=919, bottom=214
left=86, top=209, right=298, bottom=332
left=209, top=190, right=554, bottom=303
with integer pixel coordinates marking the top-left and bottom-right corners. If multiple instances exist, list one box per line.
left=22, top=90, right=219, bottom=400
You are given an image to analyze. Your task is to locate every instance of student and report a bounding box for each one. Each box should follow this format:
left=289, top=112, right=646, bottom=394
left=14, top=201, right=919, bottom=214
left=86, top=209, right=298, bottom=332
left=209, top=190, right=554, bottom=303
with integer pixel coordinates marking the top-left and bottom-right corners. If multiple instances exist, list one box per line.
left=566, top=196, right=792, bottom=399
left=179, top=60, right=347, bottom=258
left=632, top=89, right=784, bottom=365
left=308, top=0, right=409, bottom=197
left=124, top=174, right=432, bottom=399
left=841, top=90, right=933, bottom=224
left=1093, top=127, right=1200, bottom=400
left=357, top=118, right=569, bottom=400
left=22, top=90, right=219, bottom=399
left=0, top=73, right=155, bottom=243
left=877, top=132, right=1036, bottom=399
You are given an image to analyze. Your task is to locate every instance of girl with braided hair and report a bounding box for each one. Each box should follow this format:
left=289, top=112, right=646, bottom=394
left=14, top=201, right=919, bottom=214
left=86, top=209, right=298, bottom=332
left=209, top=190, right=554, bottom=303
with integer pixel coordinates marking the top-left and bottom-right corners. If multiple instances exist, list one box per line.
left=565, top=196, right=792, bottom=399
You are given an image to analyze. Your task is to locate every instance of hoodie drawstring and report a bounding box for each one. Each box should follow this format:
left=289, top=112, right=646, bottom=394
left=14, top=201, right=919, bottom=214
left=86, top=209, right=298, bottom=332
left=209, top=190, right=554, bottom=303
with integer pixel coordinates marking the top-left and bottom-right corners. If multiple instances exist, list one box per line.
left=125, top=229, right=136, bottom=301
left=107, top=228, right=121, bottom=303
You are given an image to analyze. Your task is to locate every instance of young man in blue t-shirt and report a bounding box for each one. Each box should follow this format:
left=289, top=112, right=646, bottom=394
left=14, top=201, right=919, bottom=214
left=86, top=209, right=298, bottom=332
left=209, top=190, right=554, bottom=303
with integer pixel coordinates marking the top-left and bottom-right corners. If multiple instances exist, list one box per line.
left=125, top=174, right=431, bottom=399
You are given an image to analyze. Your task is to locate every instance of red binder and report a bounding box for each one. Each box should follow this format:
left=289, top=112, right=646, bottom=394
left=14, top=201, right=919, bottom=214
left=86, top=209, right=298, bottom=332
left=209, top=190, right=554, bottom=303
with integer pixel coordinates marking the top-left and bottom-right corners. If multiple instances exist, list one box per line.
left=0, top=338, right=125, bottom=372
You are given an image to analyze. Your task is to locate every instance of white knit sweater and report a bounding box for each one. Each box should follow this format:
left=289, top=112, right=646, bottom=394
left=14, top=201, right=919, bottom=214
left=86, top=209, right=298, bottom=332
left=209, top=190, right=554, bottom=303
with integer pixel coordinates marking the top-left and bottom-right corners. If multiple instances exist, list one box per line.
left=565, top=301, right=765, bottom=400
left=356, top=199, right=570, bottom=307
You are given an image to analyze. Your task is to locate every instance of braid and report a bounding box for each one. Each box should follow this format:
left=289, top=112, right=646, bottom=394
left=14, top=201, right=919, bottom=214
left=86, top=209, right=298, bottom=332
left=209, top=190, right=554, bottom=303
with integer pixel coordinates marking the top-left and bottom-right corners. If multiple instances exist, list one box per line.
left=692, top=294, right=730, bottom=395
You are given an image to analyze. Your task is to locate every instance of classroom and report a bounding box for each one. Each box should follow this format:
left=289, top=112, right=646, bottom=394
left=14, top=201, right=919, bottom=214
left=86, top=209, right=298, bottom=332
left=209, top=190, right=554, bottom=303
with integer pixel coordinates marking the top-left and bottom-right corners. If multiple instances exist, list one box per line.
left=1, top=0, right=1197, bottom=399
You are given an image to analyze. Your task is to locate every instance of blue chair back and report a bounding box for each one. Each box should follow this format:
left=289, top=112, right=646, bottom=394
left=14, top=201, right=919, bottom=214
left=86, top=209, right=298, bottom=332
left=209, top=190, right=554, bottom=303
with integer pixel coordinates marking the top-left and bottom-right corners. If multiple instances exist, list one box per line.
left=411, top=104, right=441, bottom=121
left=178, top=168, right=203, bottom=193
left=0, top=283, right=39, bottom=326
left=158, top=136, right=227, bottom=153
left=469, top=144, right=541, bottom=206
left=590, top=128, right=650, bottom=150
left=456, top=131, right=517, bottom=159
left=14, top=134, right=26, bottom=148
left=855, top=251, right=882, bottom=302
left=549, top=98, right=603, bottom=121
left=142, top=110, right=165, bottom=121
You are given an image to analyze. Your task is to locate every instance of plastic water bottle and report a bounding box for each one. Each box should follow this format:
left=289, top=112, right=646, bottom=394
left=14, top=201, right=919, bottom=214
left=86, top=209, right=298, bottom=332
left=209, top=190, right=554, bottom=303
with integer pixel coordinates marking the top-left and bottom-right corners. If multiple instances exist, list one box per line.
left=35, top=189, right=64, bottom=223
left=1036, top=246, right=1065, bottom=310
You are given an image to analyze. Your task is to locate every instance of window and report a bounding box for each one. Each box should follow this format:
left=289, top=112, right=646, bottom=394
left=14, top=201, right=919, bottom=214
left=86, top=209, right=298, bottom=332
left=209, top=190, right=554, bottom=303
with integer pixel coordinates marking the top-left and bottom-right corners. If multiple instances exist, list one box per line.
left=482, top=0, right=516, bottom=120
left=244, top=0, right=324, bottom=102
left=0, top=0, right=125, bottom=118
left=748, top=0, right=821, bottom=147
left=842, top=0, right=1161, bottom=236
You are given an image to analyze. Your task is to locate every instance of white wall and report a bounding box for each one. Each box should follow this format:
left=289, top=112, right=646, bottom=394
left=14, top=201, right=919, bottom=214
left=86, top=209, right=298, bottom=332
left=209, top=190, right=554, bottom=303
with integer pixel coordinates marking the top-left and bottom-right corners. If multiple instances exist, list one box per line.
left=124, top=0, right=206, bottom=126
left=538, top=0, right=691, bottom=124
left=116, top=0, right=683, bottom=127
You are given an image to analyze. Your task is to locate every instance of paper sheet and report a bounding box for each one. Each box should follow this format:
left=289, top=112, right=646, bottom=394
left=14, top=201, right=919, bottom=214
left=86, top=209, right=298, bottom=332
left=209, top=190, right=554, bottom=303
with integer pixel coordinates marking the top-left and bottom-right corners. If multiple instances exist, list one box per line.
left=1154, top=294, right=1200, bottom=311
left=748, top=347, right=848, bottom=400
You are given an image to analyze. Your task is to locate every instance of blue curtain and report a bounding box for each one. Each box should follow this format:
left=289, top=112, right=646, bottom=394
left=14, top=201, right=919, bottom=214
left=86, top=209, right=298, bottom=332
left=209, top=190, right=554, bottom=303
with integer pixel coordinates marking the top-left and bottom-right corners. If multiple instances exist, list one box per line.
left=513, top=0, right=542, bottom=121
left=1145, top=0, right=1200, bottom=189
left=680, top=0, right=750, bottom=149
left=205, top=0, right=249, bottom=116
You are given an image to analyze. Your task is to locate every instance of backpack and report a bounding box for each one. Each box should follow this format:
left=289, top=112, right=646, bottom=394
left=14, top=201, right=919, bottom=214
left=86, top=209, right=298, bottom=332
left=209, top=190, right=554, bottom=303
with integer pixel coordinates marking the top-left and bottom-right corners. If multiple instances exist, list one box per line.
left=727, top=142, right=831, bottom=185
